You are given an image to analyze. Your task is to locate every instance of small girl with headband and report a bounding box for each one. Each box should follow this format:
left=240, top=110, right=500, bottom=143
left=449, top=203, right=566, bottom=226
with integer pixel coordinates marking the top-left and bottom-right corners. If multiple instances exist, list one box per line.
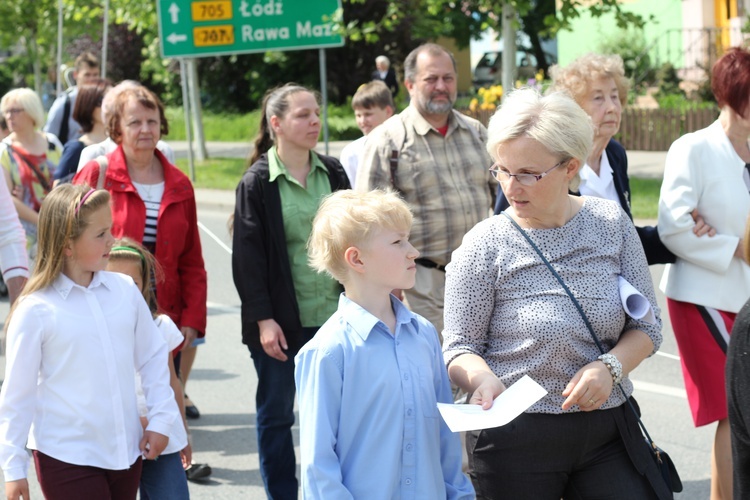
left=106, top=237, right=191, bottom=499
left=0, top=184, right=180, bottom=500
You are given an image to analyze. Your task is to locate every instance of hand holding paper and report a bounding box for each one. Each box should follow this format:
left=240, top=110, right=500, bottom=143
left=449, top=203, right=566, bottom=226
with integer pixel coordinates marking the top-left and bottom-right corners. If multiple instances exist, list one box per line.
left=437, top=375, right=547, bottom=433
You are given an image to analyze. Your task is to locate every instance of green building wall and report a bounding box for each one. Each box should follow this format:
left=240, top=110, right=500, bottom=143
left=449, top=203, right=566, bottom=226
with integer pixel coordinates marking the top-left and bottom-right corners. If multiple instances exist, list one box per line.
left=557, top=0, right=683, bottom=68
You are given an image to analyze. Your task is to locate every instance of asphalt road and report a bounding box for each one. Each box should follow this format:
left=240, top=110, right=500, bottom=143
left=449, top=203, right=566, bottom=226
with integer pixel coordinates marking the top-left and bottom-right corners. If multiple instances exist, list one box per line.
left=0, top=203, right=714, bottom=499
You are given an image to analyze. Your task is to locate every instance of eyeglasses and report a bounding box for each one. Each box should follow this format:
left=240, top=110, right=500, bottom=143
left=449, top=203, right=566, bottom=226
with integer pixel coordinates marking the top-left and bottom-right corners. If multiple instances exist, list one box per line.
left=489, top=159, right=569, bottom=186
left=3, top=108, right=24, bottom=116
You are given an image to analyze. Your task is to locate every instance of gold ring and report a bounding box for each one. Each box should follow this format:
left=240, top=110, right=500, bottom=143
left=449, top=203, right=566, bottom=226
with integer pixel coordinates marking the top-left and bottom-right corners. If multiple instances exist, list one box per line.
left=588, top=398, right=596, bottom=406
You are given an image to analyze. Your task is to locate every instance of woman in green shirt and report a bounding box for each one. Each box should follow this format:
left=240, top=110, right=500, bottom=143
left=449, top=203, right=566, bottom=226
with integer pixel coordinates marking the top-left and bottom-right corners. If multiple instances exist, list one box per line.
left=231, top=83, right=350, bottom=498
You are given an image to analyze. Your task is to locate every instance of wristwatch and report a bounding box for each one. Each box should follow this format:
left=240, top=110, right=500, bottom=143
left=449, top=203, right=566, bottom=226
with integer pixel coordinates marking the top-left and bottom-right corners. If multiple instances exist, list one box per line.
left=598, top=353, right=623, bottom=385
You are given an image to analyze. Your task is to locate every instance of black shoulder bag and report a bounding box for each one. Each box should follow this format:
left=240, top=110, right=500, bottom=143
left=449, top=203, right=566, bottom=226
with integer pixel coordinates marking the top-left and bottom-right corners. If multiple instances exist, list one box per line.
left=501, top=211, right=683, bottom=494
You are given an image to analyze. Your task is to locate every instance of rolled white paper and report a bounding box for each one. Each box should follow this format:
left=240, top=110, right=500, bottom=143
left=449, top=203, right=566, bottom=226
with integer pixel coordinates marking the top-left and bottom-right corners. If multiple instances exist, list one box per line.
left=618, top=275, right=656, bottom=324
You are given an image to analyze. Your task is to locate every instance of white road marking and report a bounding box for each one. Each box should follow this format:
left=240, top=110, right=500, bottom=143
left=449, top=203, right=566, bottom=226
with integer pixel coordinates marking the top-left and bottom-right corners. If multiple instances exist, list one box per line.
left=655, top=351, right=680, bottom=361
left=631, top=379, right=687, bottom=399
left=198, top=221, right=232, bottom=254
left=207, top=301, right=241, bottom=314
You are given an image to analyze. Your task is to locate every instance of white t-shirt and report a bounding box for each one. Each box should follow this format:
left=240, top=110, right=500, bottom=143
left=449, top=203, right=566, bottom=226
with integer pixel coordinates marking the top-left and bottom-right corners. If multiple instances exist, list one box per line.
left=136, top=314, right=188, bottom=455
left=339, top=135, right=368, bottom=187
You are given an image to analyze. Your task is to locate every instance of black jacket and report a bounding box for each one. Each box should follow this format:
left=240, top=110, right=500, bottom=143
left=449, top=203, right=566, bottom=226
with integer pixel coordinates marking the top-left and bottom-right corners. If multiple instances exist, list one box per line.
left=372, top=68, right=399, bottom=98
left=493, top=139, right=675, bottom=265
left=232, top=153, right=350, bottom=350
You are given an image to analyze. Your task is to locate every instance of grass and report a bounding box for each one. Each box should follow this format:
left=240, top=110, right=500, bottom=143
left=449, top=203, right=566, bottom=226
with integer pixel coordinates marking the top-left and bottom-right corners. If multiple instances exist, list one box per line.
left=630, top=177, right=661, bottom=220
left=165, top=106, right=360, bottom=142
left=175, top=157, right=248, bottom=190
left=166, top=108, right=259, bottom=142
left=176, top=155, right=664, bottom=222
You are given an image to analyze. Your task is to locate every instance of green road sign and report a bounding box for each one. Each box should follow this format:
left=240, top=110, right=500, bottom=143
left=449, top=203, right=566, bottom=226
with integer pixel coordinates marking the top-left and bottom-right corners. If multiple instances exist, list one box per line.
left=157, top=0, right=344, bottom=58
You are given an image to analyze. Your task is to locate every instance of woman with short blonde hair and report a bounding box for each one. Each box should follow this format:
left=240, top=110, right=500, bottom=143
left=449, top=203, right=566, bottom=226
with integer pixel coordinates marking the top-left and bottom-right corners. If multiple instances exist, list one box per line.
left=445, top=88, right=671, bottom=499
left=0, top=88, right=63, bottom=256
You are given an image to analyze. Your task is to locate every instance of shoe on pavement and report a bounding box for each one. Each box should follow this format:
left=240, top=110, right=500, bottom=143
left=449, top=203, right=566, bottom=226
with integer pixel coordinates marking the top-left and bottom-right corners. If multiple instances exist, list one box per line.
left=184, top=394, right=200, bottom=419
left=186, top=463, right=212, bottom=481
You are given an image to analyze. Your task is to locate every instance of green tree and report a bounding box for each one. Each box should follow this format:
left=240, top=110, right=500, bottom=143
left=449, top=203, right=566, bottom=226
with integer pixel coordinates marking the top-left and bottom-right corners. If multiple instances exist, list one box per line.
left=341, top=0, right=650, bottom=75
left=0, top=0, right=108, bottom=94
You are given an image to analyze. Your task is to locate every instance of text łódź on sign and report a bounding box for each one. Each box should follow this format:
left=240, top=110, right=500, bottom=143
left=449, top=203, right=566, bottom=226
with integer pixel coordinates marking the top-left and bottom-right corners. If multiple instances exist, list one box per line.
left=157, top=0, right=344, bottom=59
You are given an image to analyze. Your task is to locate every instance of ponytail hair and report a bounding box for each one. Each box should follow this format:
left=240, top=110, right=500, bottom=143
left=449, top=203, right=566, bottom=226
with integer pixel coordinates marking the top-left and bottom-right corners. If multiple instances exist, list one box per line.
left=248, top=83, right=316, bottom=166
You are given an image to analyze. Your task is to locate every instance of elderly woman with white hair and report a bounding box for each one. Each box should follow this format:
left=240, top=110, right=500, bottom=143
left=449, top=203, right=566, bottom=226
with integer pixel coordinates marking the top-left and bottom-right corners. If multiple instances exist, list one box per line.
left=372, top=54, right=399, bottom=98
left=493, top=53, right=713, bottom=264
left=0, top=88, right=63, bottom=254
left=443, top=88, right=671, bottom=499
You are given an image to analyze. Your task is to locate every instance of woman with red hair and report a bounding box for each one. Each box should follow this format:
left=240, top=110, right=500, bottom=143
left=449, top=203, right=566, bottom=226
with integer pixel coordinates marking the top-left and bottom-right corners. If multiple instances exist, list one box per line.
left=658, top=46, right=750, bottom=500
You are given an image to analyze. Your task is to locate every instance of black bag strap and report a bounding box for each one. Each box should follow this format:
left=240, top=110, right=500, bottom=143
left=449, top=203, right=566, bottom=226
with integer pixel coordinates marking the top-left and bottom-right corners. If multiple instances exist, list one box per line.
left=501, top=211, right=659, bottom=446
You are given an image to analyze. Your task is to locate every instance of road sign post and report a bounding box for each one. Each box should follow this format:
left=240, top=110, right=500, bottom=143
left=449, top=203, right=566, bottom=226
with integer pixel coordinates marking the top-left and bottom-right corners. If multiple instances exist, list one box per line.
left=157, top=0, right=344, bottom=59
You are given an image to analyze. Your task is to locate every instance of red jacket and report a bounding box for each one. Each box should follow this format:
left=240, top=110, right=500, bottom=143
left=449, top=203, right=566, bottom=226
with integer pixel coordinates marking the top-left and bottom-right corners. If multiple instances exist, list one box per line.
left=74, top=145, right=207, bottom=336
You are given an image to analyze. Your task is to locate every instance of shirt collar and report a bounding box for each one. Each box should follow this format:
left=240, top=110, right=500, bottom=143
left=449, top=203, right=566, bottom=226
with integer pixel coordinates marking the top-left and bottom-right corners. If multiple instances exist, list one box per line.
left=268, top=146, right=326, bottom=182
left=52, top=271, right=112, bottom=300
left=406, top=105, right=465, bottom=137
left=580, top=152, right=613, bottom=184
left=337, top=293, right=419, bottom=341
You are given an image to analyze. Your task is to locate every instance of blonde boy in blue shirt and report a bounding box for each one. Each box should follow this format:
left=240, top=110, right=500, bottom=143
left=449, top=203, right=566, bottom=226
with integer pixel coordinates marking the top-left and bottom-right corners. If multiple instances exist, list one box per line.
left=295, top=190, right=473, bottom=499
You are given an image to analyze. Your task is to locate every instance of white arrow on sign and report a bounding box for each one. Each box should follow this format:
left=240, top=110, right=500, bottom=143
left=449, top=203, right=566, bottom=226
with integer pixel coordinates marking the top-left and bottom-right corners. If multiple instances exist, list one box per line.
left=169, top=3, right=180, bottom=24
left=167, top=33, right=188, bottom=44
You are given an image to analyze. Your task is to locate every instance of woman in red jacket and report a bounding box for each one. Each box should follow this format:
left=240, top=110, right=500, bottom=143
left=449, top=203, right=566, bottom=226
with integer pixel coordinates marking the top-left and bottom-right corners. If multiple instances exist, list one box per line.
left=73, top=86, right=207, bottom=390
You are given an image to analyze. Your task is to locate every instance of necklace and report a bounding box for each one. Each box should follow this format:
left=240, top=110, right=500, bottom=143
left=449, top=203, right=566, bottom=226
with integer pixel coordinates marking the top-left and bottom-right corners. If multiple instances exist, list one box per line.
left=140, top=183, right=154, bottom=200
left=137, top=181, right=162, bottom=202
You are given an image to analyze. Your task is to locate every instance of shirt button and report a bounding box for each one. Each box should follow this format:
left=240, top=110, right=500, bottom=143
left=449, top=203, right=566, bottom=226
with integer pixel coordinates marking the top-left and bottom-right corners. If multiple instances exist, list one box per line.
left=406, top=444, right=413, bottom=452
left=404, top=373, right=409, bottom=381
left=405, top=479, right=412, bottom=485
left=407, top=409, right=412, bottom=416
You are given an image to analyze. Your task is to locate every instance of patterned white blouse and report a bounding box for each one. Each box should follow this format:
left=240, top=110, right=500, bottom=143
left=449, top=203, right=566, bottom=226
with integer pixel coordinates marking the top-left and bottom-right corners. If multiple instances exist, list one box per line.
left=443, top=196, right=662, bottom=414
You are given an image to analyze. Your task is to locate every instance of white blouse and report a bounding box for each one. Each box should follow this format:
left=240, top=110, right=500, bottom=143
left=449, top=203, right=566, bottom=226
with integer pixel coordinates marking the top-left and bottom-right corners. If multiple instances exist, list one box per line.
left=0, top=271, right=179, bottom=481
left=578, top=151, right=620, bottom=204
left=0, top=167, right=28, bottom=280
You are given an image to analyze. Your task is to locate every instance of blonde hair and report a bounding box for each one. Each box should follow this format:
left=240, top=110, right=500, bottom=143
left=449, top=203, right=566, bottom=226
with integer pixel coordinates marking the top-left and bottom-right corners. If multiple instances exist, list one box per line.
left=108, top=237, right=163, bottom=316
left=549, top=53, right=630, bottom=107
left=1, top=88, right=46, bottom=129
left=5, top=185, right=110, bottom=330
left=308, top=190, right=413, bottom=284
left=486, top=88, right=594, bottom=191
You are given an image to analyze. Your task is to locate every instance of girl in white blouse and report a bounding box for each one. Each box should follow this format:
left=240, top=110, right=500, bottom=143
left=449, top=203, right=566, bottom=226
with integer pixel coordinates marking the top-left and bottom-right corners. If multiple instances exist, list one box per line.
left=0, top=185, right=179, bottom=500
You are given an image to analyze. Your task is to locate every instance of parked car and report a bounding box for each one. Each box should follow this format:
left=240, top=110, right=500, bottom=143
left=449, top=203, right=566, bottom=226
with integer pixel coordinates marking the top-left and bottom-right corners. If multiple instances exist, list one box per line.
left=472, top=48, right=557, bottom=87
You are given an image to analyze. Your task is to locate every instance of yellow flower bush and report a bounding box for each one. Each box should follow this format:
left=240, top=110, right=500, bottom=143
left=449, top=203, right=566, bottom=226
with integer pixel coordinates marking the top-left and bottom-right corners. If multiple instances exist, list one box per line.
left=475, top=85, right=503, bottom=111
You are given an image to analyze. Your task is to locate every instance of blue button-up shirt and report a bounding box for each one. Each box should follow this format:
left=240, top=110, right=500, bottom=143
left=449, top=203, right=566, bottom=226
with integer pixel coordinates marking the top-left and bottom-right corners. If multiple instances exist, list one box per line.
left=295, top=294, right=474, bottom=499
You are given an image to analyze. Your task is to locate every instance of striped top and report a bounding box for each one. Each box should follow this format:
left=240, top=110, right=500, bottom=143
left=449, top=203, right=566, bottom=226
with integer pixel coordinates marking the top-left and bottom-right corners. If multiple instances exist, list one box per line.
left=132, top=181, right=164, bottom=253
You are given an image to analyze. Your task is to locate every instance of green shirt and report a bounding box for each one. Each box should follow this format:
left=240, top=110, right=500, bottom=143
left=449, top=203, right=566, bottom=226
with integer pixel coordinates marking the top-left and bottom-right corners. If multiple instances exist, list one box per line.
left=268, top=146, right=340, bottom=327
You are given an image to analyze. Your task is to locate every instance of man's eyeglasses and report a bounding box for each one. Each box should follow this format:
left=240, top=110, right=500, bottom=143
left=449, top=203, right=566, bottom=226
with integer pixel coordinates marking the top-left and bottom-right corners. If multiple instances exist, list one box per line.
left=489, top=159, right=569, bottom=186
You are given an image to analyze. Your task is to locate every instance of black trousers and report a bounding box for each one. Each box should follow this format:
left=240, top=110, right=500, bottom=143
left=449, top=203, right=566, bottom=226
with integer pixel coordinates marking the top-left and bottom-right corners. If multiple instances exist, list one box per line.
left=466, top=403, right=672, bottom=500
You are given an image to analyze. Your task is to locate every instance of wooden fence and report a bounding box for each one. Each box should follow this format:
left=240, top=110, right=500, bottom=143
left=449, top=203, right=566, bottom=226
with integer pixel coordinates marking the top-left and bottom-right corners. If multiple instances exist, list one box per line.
left=459, top=107, right=718, bottom=152
left=615, top=108, right=718, bottom=151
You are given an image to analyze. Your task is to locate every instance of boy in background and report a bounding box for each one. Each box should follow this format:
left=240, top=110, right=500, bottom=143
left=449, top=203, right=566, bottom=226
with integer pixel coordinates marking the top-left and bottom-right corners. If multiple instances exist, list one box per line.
left=295, top=189, right=473, bottom=499
left=339, top=81, right=394, bottom=186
